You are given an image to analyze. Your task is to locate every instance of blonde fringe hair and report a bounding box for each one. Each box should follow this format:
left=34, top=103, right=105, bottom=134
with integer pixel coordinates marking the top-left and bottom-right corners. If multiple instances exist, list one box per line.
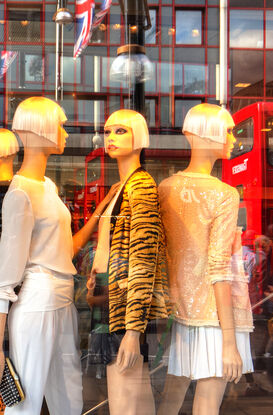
left=12, top=97, right=67, bottom=145
left=182, top=103, right=235, bottom=144
left=0, top=129, right=19, bottom=158
left=104, top=109, right=149, bottom=151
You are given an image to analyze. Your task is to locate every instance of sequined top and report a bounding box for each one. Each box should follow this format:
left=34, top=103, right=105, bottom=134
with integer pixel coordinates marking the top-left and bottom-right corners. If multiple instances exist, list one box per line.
left=159, top=171, right=253, bottom=331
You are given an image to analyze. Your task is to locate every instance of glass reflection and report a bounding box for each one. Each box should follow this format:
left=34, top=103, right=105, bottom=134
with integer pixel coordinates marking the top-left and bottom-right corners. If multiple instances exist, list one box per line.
left=230, top=10, right=263, bottom=49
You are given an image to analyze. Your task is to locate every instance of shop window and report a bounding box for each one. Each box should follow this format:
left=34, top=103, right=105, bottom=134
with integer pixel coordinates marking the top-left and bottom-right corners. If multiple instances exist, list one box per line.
left=175, top=10, right=202, bottom=45
left=7, top=7, right=41, bottom=43
left=175, top=99, right=202, bottom=128
left=145, top=9, right=157, bottom=45
left=230, top=10, right=264, bottom=49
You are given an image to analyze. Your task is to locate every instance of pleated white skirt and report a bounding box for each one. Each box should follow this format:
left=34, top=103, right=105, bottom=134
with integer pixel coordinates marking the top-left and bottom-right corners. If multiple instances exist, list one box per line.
left=168, top=321, right=253, bottom=380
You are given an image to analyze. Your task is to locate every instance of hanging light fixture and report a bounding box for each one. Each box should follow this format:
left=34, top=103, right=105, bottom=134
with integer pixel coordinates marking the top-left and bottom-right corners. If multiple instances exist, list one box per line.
left=110, top=0, right=153, bottom=85
left=52, top=7, right=74, bottom=25
left=110, top=44, right=153, bottom=83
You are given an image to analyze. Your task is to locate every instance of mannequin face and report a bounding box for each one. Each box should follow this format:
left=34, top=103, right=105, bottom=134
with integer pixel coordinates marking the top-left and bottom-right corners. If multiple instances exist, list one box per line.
left=222, top=126, right=236, bottom=159
left=104, top=125, right=133, bottom=158
left=55, top=123, right=68, bottom=154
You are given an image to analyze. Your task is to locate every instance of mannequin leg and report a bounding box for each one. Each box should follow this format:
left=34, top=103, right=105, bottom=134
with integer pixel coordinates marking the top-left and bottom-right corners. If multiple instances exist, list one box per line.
left=5, top=306, right=55, bottom=415
left=192, top=377, right=227, bottom=415
left=107, top=355, right=144, bottom=415
left=157, top=374, right=191, bottom=415
left=45, top=304, right=83, bottom=415
left=137, top=362, right=156, bottom=415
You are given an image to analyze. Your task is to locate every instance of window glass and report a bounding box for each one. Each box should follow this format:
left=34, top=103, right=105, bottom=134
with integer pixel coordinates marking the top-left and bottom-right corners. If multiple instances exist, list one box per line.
left=7, top=7, right=41, bottom=42
left=230, top=0, right=264, bottom=6
left=159, top=62, right=172, bottom=93
left=207, top=7, right=219, bottom=46
left=175, top=99, right=202, bottom=128
left=230, top=50, right=264, bottom=97
left=175, top=0, right=205, bottom=4
left=109, top=5, right=120, bottom=45
left=161, top=7, right=172, bottom=45
left=230, top=10, right=264, bottom=48
left=266, top=11, right=273, bottom=48
left=145, top=9, right=157, bottom=44
left=184, top=64, right=206, bottom=95
left=231, top=118, right=254, bottom=159
left=63, top=57, right=81, bottom=84
left=266, top=52, right=273, bottom=97
left=176, top=10, right=202, bottom=44
left=266, top=116, right=273, bottom=166
left=145, top=99, right=156, bottom=127
left=25, top=54, right=43, bottom=82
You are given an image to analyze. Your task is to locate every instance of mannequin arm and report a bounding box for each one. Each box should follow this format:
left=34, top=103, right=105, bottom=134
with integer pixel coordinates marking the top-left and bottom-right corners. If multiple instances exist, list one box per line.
left=214, top=281, right=242, bottom=383
left=0, top=313, right=7, bottom=381
left=73, top=182, right=120, bottom=257
left=116, top=174, right=160, bottom=371
left=116, top=330, right=140, bottom=372
left=125, top=175, right=160, bottom=332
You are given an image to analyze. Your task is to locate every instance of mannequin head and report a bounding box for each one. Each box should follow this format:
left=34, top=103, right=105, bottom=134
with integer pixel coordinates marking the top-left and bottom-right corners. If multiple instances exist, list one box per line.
left=183, top=103, right=236, bottom=160
left=104, top=109, right=149, bottom=159
left=0, top=129, right=19, bottom=159
left=12, top=96, right=68, bottom=155
left=0, top=129, right=19, bottom=181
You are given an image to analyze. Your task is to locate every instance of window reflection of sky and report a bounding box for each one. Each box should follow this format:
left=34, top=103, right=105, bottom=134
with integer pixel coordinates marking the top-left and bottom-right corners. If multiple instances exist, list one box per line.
left=175, top=11, right=202, bottom=45
left=145, top=9, right=156, bottom=45
left=230, top=10, right=263, bottom=48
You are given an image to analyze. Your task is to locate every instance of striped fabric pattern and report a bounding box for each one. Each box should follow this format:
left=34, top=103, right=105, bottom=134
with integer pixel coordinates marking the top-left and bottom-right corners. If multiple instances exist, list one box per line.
left=108, top=170, right=170, bottom=333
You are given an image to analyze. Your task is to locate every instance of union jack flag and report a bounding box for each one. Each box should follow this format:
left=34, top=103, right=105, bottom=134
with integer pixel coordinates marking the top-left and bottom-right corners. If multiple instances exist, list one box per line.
left=74, top=0, right=112, bottom=59
left=0, top=51, right=17, bottom=78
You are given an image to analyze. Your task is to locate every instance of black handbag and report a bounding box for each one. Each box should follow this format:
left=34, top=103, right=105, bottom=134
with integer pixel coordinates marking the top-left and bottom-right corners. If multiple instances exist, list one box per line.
left=0, top=357, right=25, bottom=407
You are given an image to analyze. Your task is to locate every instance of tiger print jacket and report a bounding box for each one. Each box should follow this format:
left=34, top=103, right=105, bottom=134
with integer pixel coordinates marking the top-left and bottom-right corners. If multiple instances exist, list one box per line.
left=108, top=169, right=170, bottom=333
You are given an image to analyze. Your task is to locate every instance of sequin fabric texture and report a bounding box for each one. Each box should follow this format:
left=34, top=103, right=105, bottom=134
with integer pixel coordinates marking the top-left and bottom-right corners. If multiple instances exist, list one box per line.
left=158, top=171, right=253, bottom=331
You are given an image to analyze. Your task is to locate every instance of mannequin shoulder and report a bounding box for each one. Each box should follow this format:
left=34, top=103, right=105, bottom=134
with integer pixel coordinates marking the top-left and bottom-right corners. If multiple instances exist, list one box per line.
left=216, top=180, right=240, bottom=206
left=128, top=169, right=157, bottom=190
left=126, top=170, right=158, bottom=201
left=3, top=186, right=32, bottom=211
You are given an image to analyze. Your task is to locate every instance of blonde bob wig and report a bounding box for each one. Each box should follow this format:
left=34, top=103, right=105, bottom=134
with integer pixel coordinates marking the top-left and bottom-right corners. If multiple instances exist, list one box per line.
left=104, top=109, right=149, bottom=151
left=0, top=129, right=19, bottom=158
left=12, top=97, right=67, bottom=145
left=182, top=103, right=235, bottom=144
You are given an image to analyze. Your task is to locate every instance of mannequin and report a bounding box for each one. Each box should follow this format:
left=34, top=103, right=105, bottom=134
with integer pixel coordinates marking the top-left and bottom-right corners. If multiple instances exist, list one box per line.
left=0, top=129, right=19, bottom=233
left=86, top=109, right=170, bottom=415
left=0, top=97, right=118, bottom=415
left=158, top=103, right=253, bottom=415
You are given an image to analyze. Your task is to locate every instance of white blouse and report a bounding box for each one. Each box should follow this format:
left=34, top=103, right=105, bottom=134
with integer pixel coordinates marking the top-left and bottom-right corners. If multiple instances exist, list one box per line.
left=0, top=174, right=76, bottom=312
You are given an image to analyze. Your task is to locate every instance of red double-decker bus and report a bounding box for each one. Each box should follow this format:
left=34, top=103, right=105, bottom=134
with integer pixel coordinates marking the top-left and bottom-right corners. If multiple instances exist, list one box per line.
left=222, top=102, right=273, bottom=236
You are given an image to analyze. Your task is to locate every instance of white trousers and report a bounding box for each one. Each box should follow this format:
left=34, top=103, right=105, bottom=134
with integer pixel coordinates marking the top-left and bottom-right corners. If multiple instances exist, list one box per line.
left=5, top=302, right=83, bottom=415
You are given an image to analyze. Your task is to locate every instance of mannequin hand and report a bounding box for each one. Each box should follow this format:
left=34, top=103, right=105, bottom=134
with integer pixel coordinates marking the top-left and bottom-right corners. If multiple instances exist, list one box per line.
left=86, top=270, right=96, bottom=291
left=116, top=330, right=140, bottom=373
left=222, top=340, right=243, bottom=383
left=0, top=349, right=4, bottom=382
left=97, top=182, right=120, bottom=213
